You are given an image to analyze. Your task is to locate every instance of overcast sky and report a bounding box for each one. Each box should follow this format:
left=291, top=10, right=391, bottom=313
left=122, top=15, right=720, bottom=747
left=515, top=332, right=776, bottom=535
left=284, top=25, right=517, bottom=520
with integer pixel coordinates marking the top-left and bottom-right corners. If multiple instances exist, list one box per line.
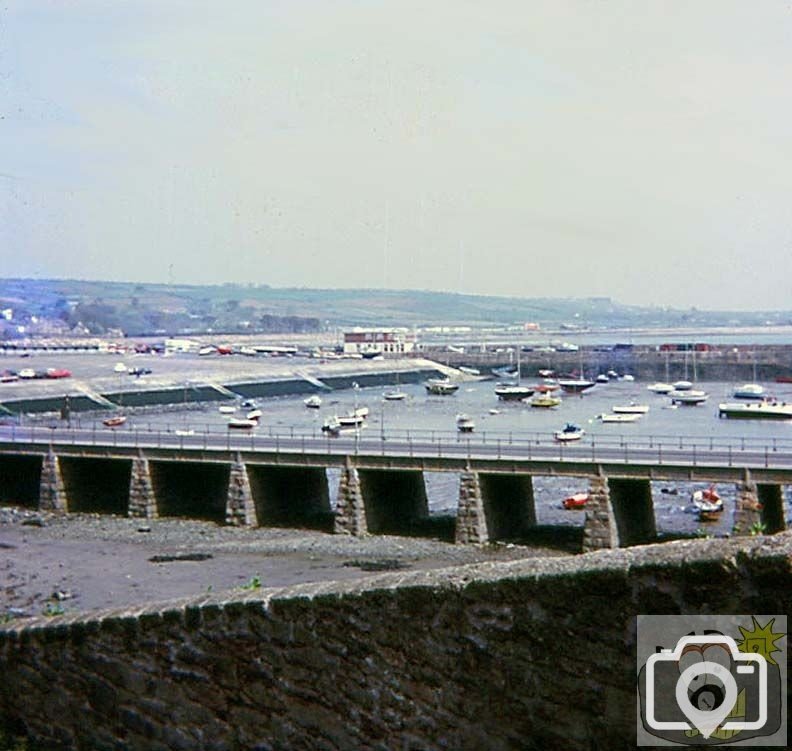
left=2, top=1, right=791, bottom=309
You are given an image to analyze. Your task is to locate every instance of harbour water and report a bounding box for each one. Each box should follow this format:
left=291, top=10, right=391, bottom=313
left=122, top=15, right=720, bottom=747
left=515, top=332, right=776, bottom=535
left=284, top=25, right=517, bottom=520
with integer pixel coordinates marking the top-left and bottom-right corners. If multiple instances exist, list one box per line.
left=77, top=376, right=792, bottom=539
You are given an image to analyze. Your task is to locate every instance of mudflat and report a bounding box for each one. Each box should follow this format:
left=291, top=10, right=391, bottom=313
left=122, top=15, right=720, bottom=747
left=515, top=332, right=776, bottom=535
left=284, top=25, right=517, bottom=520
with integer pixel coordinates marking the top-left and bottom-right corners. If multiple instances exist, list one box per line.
left=0, top=508, right=569, bottom=620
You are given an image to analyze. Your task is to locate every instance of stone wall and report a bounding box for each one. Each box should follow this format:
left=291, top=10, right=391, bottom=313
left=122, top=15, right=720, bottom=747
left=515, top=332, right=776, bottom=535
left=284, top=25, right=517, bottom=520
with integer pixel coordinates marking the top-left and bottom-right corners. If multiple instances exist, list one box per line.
left=2, top=535, right=792, bottom=750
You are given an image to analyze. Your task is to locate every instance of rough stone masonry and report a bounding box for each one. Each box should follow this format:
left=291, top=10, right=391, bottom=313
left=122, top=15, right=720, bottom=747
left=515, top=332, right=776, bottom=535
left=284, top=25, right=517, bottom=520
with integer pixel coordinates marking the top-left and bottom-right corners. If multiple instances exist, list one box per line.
left=2, top=534, right=792, bottom=750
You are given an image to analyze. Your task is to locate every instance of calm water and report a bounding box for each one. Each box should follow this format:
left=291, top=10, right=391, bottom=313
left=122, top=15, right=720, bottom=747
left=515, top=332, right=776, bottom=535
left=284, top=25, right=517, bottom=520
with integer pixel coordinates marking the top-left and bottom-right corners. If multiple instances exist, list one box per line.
left=87, top=377, right=792, bottom=539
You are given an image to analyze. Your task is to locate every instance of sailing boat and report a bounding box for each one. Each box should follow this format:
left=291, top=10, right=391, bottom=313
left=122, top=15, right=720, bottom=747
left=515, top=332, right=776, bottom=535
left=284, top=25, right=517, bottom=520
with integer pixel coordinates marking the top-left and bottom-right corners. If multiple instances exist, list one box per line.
left=384, top=372, right=407, bottom=401
left=647, top=349, right=674, bottom=394
left=558, top=348, right=595, bottom=393
left=494, top=346, right=534, bottom=400
left=670, top=346, right=708, bottom=405
left=733, top=352, right=764, bottom=399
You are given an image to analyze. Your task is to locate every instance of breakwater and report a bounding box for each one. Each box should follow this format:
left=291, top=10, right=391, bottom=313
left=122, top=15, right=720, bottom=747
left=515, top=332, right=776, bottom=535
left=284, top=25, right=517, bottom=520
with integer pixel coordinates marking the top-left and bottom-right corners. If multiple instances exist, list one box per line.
left=1, top=535, right=791, bottom=750
left=430, top=343, right=792, bottom=381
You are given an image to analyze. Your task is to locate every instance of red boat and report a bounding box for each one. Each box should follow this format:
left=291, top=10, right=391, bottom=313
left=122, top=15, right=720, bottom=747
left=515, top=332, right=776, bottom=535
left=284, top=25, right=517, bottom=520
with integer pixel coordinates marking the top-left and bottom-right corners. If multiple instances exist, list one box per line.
left=562, top=492, right=589, bottom=510
left=46, top=368, right=72, bottom=379
left=103, top=415, right=127, bottom=428
left=775, top=376, right=792, bottom=384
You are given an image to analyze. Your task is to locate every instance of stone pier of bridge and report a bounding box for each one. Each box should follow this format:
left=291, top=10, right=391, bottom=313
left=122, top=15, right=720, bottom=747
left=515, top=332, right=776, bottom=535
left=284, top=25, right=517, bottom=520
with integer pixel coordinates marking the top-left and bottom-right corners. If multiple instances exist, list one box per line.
left=0, top=449, right=789, bottom=551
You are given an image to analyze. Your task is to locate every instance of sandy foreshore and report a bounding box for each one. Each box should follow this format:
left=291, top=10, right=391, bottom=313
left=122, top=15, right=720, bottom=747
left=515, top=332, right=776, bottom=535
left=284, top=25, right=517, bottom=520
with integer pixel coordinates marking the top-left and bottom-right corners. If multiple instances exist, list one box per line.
left=0, top=507, right=573, bottom=621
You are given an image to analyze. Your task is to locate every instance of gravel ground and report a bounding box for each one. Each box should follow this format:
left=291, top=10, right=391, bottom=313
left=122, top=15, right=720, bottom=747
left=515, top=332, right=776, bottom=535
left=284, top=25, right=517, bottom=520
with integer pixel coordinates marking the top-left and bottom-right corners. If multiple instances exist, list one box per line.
left=0, top=507, right=573, bottom=621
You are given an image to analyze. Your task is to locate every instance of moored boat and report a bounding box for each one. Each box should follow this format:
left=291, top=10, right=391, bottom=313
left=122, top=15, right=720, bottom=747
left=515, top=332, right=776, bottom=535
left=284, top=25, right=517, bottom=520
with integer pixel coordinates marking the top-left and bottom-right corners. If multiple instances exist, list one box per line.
left=672, top=380, right=693, bottom=391
left=718, top=400, right=792, bottom=419
left=529, top=394, right=561, bottom=408
left=425, top=378, right=459, bottom=395
left=494, top=383, right=535, bottom=401
left=598, top=413, right=640, bottom=423
left=690, top=485, right=723, bottom=521
left=558, top=378, right=595, bottom=394
left=304, top=395, right=322, bottom=409
left=554, top=423, right=585, bottom=442
left=647, top=382, right=674, bottom=394
left=456, top=413, right=475, bottom=433
left=102, top=415, right=127, bottom=428
left=732, top=383, right=765, bottom=400
left=562, top=492, right=588, bottom=510
left=669, top=389, right=708, bottom=405
left=218, top=405, right=237, bottom=414
left=245, top=409, right=263, bottom=421
left=383, top=390, right=407, bottom=401
left=612, top=403, right=649, bottom=414
left=595, top=374, right=609, bottom=384
left=228, top=418, right=257, bottom=429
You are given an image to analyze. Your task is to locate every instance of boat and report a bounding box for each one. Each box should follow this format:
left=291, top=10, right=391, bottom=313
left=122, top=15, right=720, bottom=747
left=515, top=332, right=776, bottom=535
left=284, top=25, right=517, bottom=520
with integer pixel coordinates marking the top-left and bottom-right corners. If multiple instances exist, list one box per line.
left=595, top=374, right=609, bottom=384
left=691, top=485, right=723, bottom=521
left=538, top=369, right=554, bottom=378
left=494, top=384, right=535, bottom=401
left=620, top=374, right=635, bottom=382
left=175, top=429, right=195, bottom=436
left=669, top=389, right=708, bottom=405
left=425, top=378, right=459, bottom=395
left=775, top=376, right=792, bottom=384
left=488, top=408, right=501, bottom=415
left=718, top=400, right=792, bottom=419
left=199, top=346, right=215, bottom=356
left=598, top=413, right=640, bottom=423
left=558, top=378, right=595, bottom=394
left=228, top=418, right=257, bottom=429
left=672, top=380, right=693, bottom=391
left=554, top=423, right=585, bottom=442
left=562, top=492, right=588, bottom=510
left=458, top=366, right=481, bottom=376
left=218, top=405, right=237, bottom=414
left=102, top=415, right=127, bottom=428
left=383, top=390, right=407, bottom=401
left=732, top=383, right=765, bottom=400
left=304, top=395, right=323, bottom=409
left=321, top=416, right=361, bottom=435
left=606, top=369, right=619, bottom=379
left=529, top=394, right=561, bottom=408
left=246, top=409, right=263, bottom=421
left=612, top=403, right=649, bottom=414
left=456, top=413, right=475, bottom=433
left=535, top=382, right=561, bottom=392
left=647, top=382, right=674, bottom=394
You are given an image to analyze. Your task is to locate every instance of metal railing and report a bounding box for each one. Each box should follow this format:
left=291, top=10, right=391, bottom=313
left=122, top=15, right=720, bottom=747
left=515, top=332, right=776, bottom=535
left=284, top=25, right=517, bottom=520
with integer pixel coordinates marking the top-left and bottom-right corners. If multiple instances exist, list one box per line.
left=2, top=422, right=792, bottom=471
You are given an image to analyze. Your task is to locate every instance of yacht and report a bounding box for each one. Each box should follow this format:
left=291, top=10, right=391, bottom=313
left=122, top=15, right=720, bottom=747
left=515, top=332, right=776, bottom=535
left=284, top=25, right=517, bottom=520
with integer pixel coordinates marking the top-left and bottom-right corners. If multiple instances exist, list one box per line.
left=456, top=413, right=475, bottom=433
left=647, top=382, right=674, bottom=394
left=553, top=423, right=585, bottom=442
left=494, top=383, right=535, bottom=401
left=718, top=401, right=792, bottom=419
left=732, top=383, right=765, bottom=400
left=612, top=403, right=649, bottom=414
left=425, top=378, right=459, bottom=395
left=669, top=389, right=708, bottom=405
left=598, top=413, right=640, bottom=423
left=558, top=378, right=595, bottom=394
left=304, top=395, right=322, bottom=409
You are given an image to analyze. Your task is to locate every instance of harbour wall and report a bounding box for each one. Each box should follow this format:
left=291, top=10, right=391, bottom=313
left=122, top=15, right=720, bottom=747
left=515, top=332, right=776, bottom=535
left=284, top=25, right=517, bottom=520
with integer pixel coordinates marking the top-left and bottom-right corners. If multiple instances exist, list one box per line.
left=434, top=344, right=792, bottom=381
left=1, top=534, right=791, bottom=750
left=0, top=368, right=443, bottom=416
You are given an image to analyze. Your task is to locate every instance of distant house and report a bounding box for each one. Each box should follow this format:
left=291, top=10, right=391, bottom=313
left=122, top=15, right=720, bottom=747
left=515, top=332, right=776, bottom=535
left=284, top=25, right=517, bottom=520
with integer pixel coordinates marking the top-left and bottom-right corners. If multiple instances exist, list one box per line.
left=343, top=328, right=416, bottom=356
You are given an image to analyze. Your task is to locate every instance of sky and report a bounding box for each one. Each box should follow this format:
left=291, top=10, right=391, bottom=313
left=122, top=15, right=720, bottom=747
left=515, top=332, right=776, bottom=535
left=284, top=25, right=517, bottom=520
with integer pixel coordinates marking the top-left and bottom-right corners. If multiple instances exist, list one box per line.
left=2, top=1, right=792, bottom=310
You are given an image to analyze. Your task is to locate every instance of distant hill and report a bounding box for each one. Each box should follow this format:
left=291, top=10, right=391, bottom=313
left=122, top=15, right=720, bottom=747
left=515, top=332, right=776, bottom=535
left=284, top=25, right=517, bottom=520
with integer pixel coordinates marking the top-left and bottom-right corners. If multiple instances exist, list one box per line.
left=0, top=278, right=790, bottom=337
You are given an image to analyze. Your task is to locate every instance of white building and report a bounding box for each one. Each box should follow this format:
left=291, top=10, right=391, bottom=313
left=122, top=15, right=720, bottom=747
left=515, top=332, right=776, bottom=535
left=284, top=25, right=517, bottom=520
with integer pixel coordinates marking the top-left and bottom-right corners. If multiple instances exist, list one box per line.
left=343, top=328, right=416, bottom=356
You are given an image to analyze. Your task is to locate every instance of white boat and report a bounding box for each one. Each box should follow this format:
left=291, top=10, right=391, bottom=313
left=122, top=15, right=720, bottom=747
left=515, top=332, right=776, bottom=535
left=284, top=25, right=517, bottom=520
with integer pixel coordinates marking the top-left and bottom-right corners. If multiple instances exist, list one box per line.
left=558, top=379, right=595, bottom=394
left=690, top=486, right=723, bottom=520
left=669, top=389, right=708, bottom=405
left=606, top=370, right=619, bottom=379
left=456, top=413, right=475, bottom=433
left=304, top=395, right=323, bottom=408
left=458, top=366, right=481, bottom=376
left=218, top=405, right=237, bottom=414
left=647, top=382, right=674, bottom=394
left=612, top=403, right=649, bottom=414
left=199, top=346, right=215, bottom=356
left=619, top=374, right=635, bottom=382
left=175, top=429, right=195, bottom=436
left=595, top=374, right=609, bottom=383
left=228, top=418, right=257, bottom=429
left=321, top=416, right=361, bottom=434
left=246, top=409, right=263, bottom=421
left=425, top=378, right=459, bottom=395
left=732, top=383, right=765, bottom=400
left=598, top=413, right=640, bottom=423
left=554, top=423, right=585, bottom=442
left=383, top=390, right=407, bottom=401
left=672, top=380, right=693, bottom=391
left=718, top=401, right=792, bottom=419
left=494, top=383, right=535, bottom=401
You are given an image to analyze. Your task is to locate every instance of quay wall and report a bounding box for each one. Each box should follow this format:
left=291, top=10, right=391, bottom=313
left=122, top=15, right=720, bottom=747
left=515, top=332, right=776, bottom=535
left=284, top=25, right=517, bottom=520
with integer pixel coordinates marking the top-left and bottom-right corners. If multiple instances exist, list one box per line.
left=432, top=344, right=792, bottom=381
left=2, top=535, right=791, bottom=750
